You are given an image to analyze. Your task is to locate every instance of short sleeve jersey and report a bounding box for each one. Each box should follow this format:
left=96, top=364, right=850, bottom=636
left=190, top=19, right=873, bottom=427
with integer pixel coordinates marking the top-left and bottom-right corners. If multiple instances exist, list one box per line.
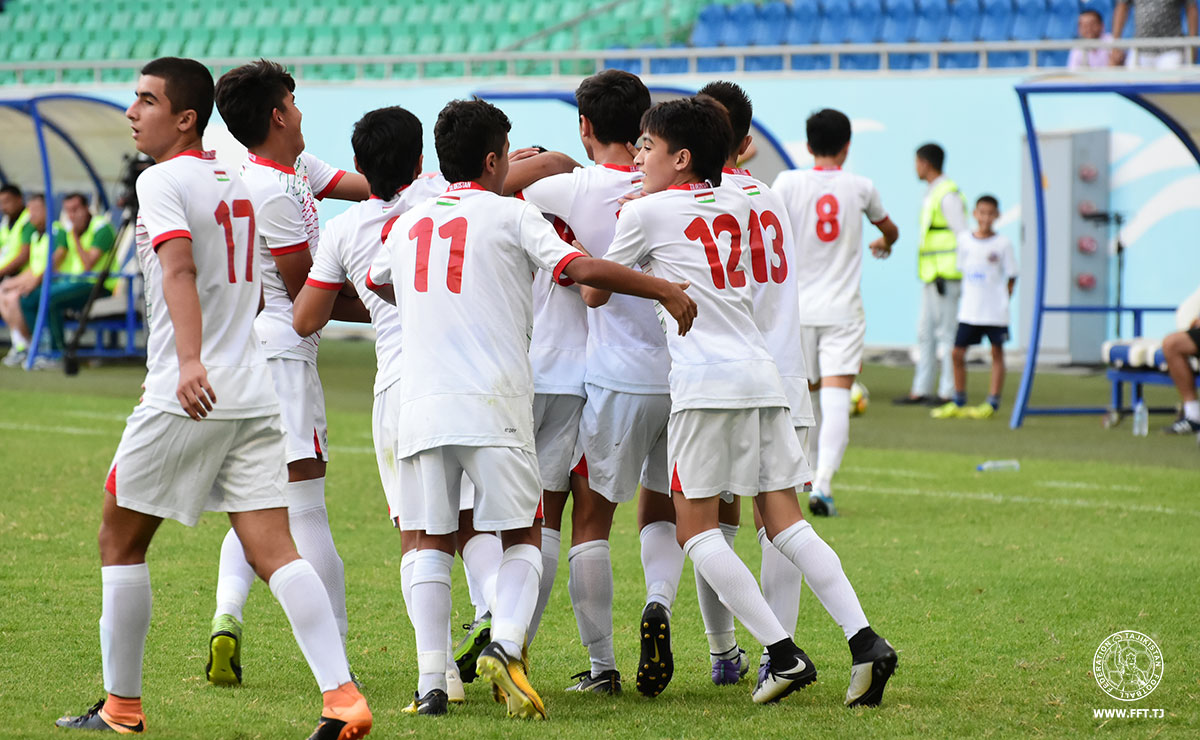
left=239, top=151, right=346, bottom=363
left=605, top=182, right=788, bottom=412
left=721, top=168, right=814, bottom=425
left=368, top=182, right=584, bottom=458
left=520, top=164, right=670, bottom=394
left=956, top=231, right=1017, bottom=327
left=772, top=167, right=888, bottom=324
left=133, top=150, right=277, bottom=419
left=307, top=174, right=447, bottom=396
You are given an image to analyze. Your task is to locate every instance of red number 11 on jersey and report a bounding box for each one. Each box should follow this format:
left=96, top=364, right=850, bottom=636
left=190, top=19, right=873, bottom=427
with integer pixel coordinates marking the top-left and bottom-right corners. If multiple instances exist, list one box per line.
left=410, top=216, right=468, bottom=293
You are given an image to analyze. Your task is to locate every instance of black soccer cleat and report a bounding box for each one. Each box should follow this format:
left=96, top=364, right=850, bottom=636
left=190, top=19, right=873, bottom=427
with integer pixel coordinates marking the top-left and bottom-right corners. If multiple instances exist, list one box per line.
left=55, top=699, right=145, bottom=733
left=845, top=636, right=898, bottom=708
left=635, top=602, right=674, bottom=698
left=401, top=689, right=448, bottom=716
left=752, top=647, right=818, bottom=704
left=566, top=669, right=622, bottom=694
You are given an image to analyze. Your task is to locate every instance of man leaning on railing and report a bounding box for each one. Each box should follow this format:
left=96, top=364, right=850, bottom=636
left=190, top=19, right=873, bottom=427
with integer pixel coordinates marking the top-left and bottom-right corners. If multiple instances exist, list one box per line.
left=1111, top=0, right=1198, bottom=69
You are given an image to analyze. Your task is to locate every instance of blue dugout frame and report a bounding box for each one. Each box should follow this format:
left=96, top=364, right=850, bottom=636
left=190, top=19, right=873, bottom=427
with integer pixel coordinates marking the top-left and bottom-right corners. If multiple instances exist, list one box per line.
left=1011, top=79, right=1199, bottom=428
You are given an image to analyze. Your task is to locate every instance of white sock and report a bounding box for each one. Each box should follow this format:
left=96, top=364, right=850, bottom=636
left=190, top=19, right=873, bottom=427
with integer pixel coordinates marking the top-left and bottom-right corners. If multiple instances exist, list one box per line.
left=771, top=520, right=868, bottom=640
left=816, top=386, right=851, bottom=493
left=639, top=520, right=684, bottom=614
left=100, top=563, right=151, bottom=698
left=410, top=549, right=453, bottom=695
left=399, top=549, right=416, bottom=630
left=567, top=540, right=615, bottom=675
left=758, top=526, right=801, bottom=640
left=461, top=532, right=502, bottom=616
left=684, top=529, right=787, bottom=647
left=287, top=478, right=348, bottom=643
left=491, top=543, right=543, bottom=657
left=527, top=527, right=560, bottom=645
left=696, top=523, right=739, bottom=660
left=269, top=559, right=351, bottom=692
left=214, top=529, right=253, bottom=622
left=1185, top=400, right=1200, bottom=422
left=10, top=328, right=29, bottom=350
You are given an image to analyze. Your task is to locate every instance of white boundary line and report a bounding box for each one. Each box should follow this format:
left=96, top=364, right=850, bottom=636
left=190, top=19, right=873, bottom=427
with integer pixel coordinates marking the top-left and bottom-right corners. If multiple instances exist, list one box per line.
left=838, top=483, right=1199, bottom=518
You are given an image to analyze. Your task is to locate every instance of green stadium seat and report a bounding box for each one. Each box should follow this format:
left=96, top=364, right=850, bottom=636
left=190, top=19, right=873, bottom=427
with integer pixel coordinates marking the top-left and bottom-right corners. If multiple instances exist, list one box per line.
left=404, top=4, right=433, bottom=26
left=7, top=41, right=36, bottom=63
left=389, top=34, right=417, bottom=55
left=379, top=6, right=404, bottom=26
left=59, top=40, right=86, bottom=64
left=101, top=67, right=136, bottom=84
left=206, top=33, right=236, bottom=59
left=302, top=7, right=331, bottom=27
left=351, top=6, right=380, bottom=26
left=328, top=7, right=354, bottom=27
left=361, top=32, right=389, bottom=57
left=233, top=29, right=263, bottom=58
left=180, top=31, right=212, bottom=60
left=309, top=32, right=337, bottom=57
left=105, top=38, right=135, bottom=61
left=279, top=7, right=305, bottom=27
left=283, top=32, right=312, bottom=57
left=132, top=32, right=162, bottom=61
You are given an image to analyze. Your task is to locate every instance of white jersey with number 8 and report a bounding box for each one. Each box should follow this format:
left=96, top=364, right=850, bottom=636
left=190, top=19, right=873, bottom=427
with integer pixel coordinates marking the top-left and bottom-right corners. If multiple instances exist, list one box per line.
left=772, top=167, right=888, bottom=325
left=368, top=182, right=584, bottom=459
left=134, top=149, right=278, bottom=419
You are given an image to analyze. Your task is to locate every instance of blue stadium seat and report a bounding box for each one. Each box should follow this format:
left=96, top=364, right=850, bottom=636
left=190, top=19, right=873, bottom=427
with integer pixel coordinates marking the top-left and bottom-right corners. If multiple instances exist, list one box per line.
left=902, top=0, right=949, bottom=68
left=690, top=4, right=727, bottom=48
left=604, top=46, right=641, bottom=75
left=1039, top=0, right=1080, bottom=67
left=818, top=0, right=851, bottom=43
left=746, top=1, right=788, bottom=70
left=787, top=0, right=830, bottom=69
left=992, top=0, right=1042, bottom=67
left=844, top=0, right=884, bottom=69
left=720, top=2, right=757, bottom=46
left=650, top=42, right=690, bottom=74
left=882, top=0, right=918, bottom=42
left=940, top=0, right=981, bottom=68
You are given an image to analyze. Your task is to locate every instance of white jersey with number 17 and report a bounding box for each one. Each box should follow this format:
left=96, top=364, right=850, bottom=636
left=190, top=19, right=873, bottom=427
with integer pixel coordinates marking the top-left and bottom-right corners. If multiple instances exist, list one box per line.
left=772, top=167, right=887, bottom=325
left=134, top=149, right=278, bottom=419
left=368, top=182, right=584, bottom=459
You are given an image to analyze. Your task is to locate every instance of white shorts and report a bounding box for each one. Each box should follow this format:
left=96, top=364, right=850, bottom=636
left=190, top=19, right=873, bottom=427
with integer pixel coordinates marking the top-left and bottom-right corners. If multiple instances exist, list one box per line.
left=105, top=405, right=288, bottom=527
left=534, top=393, right=585, bottom=493
left=799, top=321, right=866, bottom=379
left=268, top=357, right=328, bottom=464
left=668, top=407, right=811, bottom=500
left=372, top=383, right=402, bottom=520
left=397, top=445, right=540, bottom=535
left=576, top=384, right=671, bottom=503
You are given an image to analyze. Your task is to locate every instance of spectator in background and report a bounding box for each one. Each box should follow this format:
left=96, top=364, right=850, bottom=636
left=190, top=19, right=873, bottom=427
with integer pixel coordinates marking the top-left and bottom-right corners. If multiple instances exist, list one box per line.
left=895, top=143, right=967, bottom=406
left=1069, top=9, right=1115, bottom=69
left=0, top=184, right=33, bottom=280
left=1161, top=314, right=1200, bottom=437
left=1111, top=0, right=1198, bottom=69
left=0, top=194, right=55, bottom=366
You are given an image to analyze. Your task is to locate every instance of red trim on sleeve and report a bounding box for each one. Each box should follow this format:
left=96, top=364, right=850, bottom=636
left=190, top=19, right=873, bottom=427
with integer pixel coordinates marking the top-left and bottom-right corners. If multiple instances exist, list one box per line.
left=316, top=169, right=347, bottom=200
left=151, top=229, right=191, bottom=251
left=305, top=277, right=343, bottom=291
left=870, top=214, right=890, bottom=226
left=552, top=251, right=585, bottom=286
left=269, top=241, right=310, bottom=256
left=105, top=465, right=117, bottom=495
left=365, top=268, right=390, bottom=291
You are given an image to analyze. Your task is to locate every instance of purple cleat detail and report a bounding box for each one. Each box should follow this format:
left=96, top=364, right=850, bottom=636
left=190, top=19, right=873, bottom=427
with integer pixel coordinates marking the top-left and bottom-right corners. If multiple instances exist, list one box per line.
left=711, top=648, right=749, bottom=686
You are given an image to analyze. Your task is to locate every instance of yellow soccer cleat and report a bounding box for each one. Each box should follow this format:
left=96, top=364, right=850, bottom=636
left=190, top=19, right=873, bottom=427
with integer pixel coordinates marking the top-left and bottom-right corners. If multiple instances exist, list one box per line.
left=930, top=402, right=963, bottom=419
left=476, top=642, right=546, bottom=720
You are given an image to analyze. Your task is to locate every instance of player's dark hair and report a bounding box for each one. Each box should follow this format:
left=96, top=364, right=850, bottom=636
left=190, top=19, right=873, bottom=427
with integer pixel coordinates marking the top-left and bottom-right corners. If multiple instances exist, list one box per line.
left=1080, top=9, right=1103, bottom=24
left=434, top=99, right=511, bottom=183
left=0, top=184, right=22, bottom=199
left=140, top=57, right=214, bottom=137
left=62, top=192, right=89, bottom=208
left=214, top=59, right=296, bottom=149
left=916, top=143, right=945, bottom=172
left=806, top=108, right=852, bottom=157
left=352, top=107, right=423, bottom=199
left=26, top=193, right=44, bottom=203
left=976, top=194, right=999, bottom=210
left=697, top=81, right=753, bottom=159
left=640, top=97, right=733, bottom=187
left=575, top=70, right=651, bottom=146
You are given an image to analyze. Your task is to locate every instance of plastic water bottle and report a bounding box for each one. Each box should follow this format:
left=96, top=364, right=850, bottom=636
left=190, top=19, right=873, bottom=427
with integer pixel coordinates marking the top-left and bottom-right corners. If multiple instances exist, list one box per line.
left=976, top=460, right=1020, bottom=472
left=1132, top=401, right=1149, bottom=437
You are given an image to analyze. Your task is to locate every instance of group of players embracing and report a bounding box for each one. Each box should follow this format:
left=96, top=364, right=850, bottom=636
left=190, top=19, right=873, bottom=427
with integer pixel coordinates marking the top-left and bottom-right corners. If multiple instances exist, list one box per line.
left=54, top=55, right=899, bottom=738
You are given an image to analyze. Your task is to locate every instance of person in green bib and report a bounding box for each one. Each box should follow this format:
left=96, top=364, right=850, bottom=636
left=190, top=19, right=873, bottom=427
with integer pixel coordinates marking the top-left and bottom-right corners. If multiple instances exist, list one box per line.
left=0, top=184, right=35, bottom=281
left=895, top=143, right=967, bottom=406
left=1, top=194, right=54, bottom=365
left=7, top=193, right=116, bottom=366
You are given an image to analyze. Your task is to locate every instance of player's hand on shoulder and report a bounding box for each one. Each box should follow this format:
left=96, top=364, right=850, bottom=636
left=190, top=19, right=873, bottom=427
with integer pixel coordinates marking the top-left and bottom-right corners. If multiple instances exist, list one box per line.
left=659, top=280, right=697, bottom=336
left=618, top=189, right=646, bottom=207
left=509, top=147, right=544, bottom=162
left=176, top=359, right=216, bottom=420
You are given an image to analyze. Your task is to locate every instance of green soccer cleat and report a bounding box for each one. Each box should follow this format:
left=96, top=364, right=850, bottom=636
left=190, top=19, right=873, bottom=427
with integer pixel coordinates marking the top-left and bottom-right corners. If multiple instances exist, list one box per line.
left=206, top=614, right=243, bottom=686
left=930, top=402, right=963, bottom=419
left=453, top=612, right=491, bottom=683
left=55, top=699, right=145, bottom=733
left=964, top=403, right=995, bottom=420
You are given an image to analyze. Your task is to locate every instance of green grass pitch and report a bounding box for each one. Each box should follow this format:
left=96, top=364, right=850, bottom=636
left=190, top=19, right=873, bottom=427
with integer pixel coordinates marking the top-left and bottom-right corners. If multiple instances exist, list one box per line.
left=1, top=340, right=1197, bottom=738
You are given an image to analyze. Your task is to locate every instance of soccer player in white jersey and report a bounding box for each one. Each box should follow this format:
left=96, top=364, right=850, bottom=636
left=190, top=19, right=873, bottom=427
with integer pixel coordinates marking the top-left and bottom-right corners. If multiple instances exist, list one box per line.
left=366, top=99, right=695, bottom=719
left=55, top=57, right=371, bottom=739
left=773, top=108, right=899, bottom=518
left=513, top=70, right=672, bottom=696
left=590, top=97, right=898, bottom=707
left=205, top=60, right=371, bottom=686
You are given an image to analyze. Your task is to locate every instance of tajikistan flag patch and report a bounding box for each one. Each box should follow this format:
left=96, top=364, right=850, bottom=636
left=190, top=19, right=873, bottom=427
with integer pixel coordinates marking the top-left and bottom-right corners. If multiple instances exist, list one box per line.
left=742, top=184, right=760, bottom=196
left=436, top=195, right=460, bottom=206
left=693, top=190, right=715, bottom=203
left=214, top=170, right=230, bottom=182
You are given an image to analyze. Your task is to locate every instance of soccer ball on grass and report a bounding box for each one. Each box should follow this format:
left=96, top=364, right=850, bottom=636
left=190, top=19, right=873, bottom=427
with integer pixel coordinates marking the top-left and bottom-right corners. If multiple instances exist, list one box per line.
left=850, top=381, right=869, bottom=416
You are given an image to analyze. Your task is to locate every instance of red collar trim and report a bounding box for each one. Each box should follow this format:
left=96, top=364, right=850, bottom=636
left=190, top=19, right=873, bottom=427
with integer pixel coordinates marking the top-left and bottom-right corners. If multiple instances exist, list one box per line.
left=813, top=166, right=842, bottom=171
left=169, top=149, right=216, bottom=161
left=723, top=167, right=751, bottom=176
left=247, top=152, right=296, bottom=175
left=668, top=181, right=713, bottom=191
left=446, top=181, right=487, bottom=193
left=601, top=163, right=639, bottom=172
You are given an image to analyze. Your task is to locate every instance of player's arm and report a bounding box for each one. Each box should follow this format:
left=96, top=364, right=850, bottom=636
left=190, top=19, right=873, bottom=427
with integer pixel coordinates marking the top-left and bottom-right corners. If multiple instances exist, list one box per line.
left=869, top=217, right=899, bottom=258
left=325, top=172, right=370, bottom=202
left=1007, top=277, right=1016, bottom=297
left=330, top=282, right=372, bottom=323
left=365, top=246, right=396, bottom=305
left=273, top=248, right=313, bottom=302
left=563, top=256, right=695, bottom=336
left=157, top=237, right=216, bottom=420
left=293, top=280, right=339, bottom=336
left=503, top=151, right=580, bottom=196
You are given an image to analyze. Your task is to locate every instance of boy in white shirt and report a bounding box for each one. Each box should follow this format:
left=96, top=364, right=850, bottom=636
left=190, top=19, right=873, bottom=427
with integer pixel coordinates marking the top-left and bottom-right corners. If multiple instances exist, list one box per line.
left=367, top=98, right=695, bottom=719
left=932, top=195, right=1017, bottom=420
left=591, top=96, right=897, bottom=708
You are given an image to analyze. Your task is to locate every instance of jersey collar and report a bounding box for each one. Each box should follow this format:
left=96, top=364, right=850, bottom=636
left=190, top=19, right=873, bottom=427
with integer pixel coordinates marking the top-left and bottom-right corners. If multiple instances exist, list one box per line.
left=247, top=152, right=296, bottom=174
left=722, top=167, right=751, bottom=176
left=369, top=183, right=412, bottom=201
left=168, top=149, right=216, bottom=161
left=445, top=181, right=488, bottom=193
left=813, top=165, right=842, bottom=171
left=667, top=181, right=714, bottom=191
left=600, top=163, right=639, bottom=172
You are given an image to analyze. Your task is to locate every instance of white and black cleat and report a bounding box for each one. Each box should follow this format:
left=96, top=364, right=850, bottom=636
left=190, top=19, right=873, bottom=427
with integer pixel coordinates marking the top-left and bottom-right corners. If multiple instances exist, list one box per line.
left=751, top=648, right=817, bottom=704
left=845, top=637, right=897, bottom=708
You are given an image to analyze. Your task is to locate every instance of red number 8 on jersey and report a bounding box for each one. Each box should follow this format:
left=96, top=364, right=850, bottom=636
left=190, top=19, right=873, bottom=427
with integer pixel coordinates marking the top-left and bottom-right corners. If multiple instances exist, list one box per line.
left=815, top=194, right=840, bottom=243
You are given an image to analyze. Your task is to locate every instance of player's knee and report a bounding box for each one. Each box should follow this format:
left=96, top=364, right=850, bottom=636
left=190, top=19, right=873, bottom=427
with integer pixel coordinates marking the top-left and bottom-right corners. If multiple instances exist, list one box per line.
left=96, top=522, right=146, bottom=566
